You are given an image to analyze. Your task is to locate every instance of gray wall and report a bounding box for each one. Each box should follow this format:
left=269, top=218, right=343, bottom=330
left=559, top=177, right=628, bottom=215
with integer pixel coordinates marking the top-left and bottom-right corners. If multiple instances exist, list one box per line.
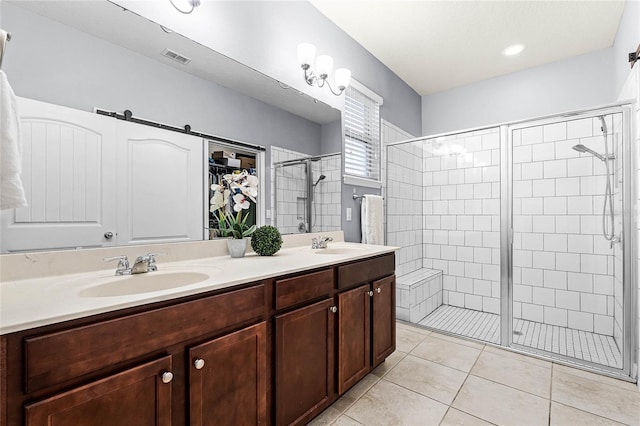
left=320, top=119, right=342, bottom=154
left=1, top=3, right=322, bottom=156
left=421, top=0, right=639, bottom=136
left=4, top=2, right=423, bottom=243
left=193, top=1, right=423, bottom=242
left=421, top=47, right=615, bottom=135
left=1, top=2, right=324, bottom=213
left=116, top=0, right=423, bottom=138
left=613, top=0, right=640, bottom=96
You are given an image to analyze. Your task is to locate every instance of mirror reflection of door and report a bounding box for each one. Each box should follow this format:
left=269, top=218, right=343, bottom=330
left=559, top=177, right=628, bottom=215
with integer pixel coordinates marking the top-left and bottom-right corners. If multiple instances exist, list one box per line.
left=0, top=97, right=117, bottom=253
left=0, top=97, right=204, bottom=253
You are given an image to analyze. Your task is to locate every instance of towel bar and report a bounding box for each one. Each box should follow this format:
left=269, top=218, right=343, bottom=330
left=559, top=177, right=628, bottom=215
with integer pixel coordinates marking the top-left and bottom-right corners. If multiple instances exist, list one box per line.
left=352, top=194, right=384, bottom=201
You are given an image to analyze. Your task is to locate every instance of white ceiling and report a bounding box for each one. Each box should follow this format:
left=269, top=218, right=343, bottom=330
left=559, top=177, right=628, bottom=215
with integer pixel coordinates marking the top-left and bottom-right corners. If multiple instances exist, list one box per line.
left=309, top=0, right=626, bottom=95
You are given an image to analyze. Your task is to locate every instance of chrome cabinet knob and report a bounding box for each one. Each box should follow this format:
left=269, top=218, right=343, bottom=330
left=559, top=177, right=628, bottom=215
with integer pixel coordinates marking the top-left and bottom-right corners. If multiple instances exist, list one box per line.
left=368, top=291, right=374, bottom=297
left=104, top=231, right=114, bottom=240
left=194, top=358, right=205, bottom=370
left=161, top=371, right=174, bottom=384
left=376, top=287, right=381, bottom=294
left=330, top=306, right=337, bottom=313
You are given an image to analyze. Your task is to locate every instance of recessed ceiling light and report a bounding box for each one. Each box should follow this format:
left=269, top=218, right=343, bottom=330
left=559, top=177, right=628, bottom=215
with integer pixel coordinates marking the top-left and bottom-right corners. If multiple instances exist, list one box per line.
left=502, top=44, right=525, bottom=57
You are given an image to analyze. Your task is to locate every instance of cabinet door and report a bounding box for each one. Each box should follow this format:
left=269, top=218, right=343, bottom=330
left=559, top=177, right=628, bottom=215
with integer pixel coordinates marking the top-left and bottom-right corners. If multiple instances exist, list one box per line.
left=1, top=97, right=117, bottom=253
left=275, top=298, right=335, bottom=426
left=189, top=322, right=267, bottom=426
left=116, top=120, right=204, bottom=245
left=337, top=284, right=371, bottom=395
left=372, top=275, right=396, bottom=368
left=24, top=356, right=172, bottom=426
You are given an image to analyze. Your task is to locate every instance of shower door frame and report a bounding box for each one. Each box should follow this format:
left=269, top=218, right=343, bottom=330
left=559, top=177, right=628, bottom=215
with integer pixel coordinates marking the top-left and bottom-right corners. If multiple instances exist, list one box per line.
left=501, top=104, right=637, bottom=378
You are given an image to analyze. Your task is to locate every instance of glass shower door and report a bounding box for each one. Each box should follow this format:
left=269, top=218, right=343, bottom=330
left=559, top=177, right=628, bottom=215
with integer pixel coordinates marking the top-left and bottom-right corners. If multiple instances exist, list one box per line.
left=508, top=109, right=627, bottom=371
left=390, top=128, right=502, bottom=344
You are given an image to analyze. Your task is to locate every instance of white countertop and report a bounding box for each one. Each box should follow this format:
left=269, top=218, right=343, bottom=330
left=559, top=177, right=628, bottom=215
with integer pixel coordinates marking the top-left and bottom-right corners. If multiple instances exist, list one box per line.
left=0, top=241, right=397, bottom=335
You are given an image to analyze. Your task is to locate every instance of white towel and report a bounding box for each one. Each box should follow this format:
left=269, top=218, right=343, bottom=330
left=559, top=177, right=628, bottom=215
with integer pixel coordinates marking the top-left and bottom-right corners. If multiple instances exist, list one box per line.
left=0, top=70, right=27, bottom=210
left=361, top=194, right=384, bottom=245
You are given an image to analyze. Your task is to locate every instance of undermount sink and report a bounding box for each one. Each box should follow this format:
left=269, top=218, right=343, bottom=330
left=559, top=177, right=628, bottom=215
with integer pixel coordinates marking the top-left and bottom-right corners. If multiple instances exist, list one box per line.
left=79, top=272, right=210, bottom=298
left=314, top=246, right=367, bottom=255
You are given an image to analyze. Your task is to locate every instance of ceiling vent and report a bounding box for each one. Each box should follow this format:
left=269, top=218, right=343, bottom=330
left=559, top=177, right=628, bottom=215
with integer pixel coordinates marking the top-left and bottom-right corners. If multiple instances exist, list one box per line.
left=161, top=48, right=191, bottom=65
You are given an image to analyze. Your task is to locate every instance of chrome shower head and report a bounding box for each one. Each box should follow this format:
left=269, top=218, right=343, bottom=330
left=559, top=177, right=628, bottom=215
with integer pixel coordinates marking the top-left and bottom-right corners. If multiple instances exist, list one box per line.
left=313, top=174, right=326, bottom=187
left=572, top=144, right=607, bottom=162
left=572, top=144, right=588, bottom=153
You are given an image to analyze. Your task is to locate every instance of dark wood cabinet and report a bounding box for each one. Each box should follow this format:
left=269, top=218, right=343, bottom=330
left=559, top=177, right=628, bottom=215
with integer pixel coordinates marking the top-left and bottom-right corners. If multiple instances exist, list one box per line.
left=372, top=275, right=396, bottom=368
left=337, top=284, right=371, bottom=395
left=336, top=268, right=396, bottom=394
left=189, top=321, right=267, bottom=426
left=1, top=252, right=396, bottom=426
left=275, top=298, right=335, bottom=426
left=24, top=356, right=172, bottom=426
left=2, top=283, right=267, bottom=426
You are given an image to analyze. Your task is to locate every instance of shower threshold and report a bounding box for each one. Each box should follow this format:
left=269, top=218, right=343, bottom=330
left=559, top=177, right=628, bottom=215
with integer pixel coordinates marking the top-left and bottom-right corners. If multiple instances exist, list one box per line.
left=419, top=305, right=622, bottom=369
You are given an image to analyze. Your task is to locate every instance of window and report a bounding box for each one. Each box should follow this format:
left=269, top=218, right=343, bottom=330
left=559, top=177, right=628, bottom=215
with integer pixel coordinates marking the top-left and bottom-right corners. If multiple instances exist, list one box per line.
left=344, top=82, right=383, bottom=186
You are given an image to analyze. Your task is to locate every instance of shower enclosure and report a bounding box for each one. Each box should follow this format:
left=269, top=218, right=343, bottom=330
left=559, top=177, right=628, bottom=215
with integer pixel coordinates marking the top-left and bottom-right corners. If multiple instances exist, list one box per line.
left=273, top=152, right=341, bottom=234
left=387, top=105, right=636, bottom=378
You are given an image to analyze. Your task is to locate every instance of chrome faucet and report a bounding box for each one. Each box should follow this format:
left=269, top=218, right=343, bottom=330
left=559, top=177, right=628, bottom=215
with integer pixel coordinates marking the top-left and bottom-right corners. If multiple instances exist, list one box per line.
left=131, top=253, right=160, bottom=274
left=312, top=236, right=333, bottom=249
left=104, top=253, right=162, bottom=275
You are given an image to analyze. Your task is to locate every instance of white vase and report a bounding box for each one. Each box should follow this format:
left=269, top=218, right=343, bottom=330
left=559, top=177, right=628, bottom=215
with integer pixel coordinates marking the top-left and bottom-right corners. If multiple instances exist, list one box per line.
left=227, top=238, right=248, bottom=258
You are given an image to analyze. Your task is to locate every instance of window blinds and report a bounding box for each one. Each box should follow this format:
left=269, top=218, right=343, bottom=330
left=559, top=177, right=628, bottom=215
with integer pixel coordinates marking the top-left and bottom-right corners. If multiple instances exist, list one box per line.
left=344, top=85, right=381, bottom=182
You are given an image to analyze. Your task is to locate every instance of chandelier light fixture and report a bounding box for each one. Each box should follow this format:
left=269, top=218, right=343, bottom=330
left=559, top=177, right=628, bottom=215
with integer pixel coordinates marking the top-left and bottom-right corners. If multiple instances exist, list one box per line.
left=297, top=43, right=351, bottom=96
left=169, top=0, right=201, bottom=14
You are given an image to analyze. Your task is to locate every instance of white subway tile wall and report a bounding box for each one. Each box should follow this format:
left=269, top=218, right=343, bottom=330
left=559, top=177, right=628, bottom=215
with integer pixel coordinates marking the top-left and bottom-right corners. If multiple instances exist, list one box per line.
left=272, top=147, right=309, bottom=235
left=512, top=114, right=623, bottom=339
left=271, top=147, right=341, bottom=235
left=383, top=120, right=419, bottom=277
left=312, top=154, right=342, bottom=233
left=387, top=115, right=629, bottom=355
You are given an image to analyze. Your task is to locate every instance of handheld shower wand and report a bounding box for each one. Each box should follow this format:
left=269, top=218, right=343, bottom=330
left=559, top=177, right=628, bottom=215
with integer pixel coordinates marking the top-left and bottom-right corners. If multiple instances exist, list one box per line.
left=598, top=116, right=617, bottom=245
left=571, top=144, right=608, bottom=162
left=313, top=174, right=326, bottom=187
left=572, top=116, right=617, bottom=245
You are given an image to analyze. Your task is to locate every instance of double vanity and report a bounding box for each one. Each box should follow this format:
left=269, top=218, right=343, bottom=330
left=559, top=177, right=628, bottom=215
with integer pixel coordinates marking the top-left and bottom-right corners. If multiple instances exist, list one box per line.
left=0, top=232, right=397, bottom=425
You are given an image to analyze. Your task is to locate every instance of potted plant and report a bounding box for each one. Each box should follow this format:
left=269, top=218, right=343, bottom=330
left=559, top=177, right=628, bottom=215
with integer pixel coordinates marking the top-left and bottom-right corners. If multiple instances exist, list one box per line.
left=251, top=226, right=283, bottom=256
left=210, top=170, right=258, bottom=257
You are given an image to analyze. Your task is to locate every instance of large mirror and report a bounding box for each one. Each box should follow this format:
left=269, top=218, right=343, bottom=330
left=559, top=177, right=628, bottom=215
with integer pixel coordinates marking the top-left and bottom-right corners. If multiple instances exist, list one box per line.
left=0, top=0, right=342, bottom=253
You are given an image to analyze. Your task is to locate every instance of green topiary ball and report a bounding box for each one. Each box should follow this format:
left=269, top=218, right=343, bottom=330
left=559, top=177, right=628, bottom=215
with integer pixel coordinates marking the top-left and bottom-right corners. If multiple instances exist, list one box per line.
left=251, top=226, right=283, bottom=256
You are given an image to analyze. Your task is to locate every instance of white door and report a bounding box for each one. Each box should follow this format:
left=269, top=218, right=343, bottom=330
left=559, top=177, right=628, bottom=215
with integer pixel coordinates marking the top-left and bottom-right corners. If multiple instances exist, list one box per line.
left=116, top=121, right=203, bottom=245
left=1, top=98, right=117, bottom=252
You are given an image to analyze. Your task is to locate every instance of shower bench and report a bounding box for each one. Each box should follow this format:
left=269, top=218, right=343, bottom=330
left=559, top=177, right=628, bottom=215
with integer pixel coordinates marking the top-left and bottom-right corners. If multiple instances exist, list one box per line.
left=396, top=268, right=443, bottom=323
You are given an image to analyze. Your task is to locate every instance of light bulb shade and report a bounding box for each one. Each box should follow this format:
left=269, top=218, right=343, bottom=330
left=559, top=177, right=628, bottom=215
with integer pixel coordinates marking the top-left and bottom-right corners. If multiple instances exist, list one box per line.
left=297, top=43, right=316, bottom=68
left=315, top=55, right=333, bottom=79
left=334, top=68, right=351, bottom=90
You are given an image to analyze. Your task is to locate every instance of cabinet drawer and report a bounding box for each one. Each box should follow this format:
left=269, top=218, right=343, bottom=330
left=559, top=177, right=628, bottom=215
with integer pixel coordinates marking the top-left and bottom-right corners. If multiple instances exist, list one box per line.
left=338, top=253, right=395, bottom=290
left=275, top=269, right=334, bottom=310
left=24, top=284, right=265, bottom=393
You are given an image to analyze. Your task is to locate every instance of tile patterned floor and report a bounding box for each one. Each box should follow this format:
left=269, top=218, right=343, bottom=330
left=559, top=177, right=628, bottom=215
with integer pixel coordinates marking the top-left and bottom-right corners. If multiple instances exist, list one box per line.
left=420, top=305, right=501, bottom=344
left=419, top=305, right=622, bottom=368
left=309, top=322, right=640, bottom=426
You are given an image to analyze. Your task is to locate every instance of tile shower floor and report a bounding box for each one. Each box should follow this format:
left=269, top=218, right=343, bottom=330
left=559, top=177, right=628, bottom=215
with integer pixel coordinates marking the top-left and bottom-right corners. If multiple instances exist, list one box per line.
left=310, top=322, right=640, bottom=426
left=419, top=305, right=622, bottom=369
